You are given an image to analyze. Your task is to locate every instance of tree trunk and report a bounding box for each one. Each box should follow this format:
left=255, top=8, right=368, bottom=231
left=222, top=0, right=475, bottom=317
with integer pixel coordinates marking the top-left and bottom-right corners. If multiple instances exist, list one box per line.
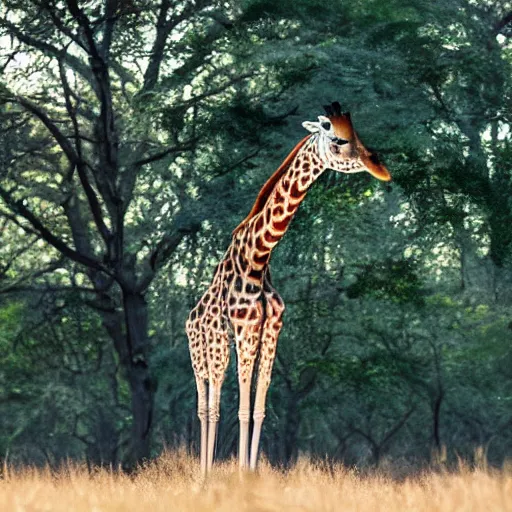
left=283, top=394, right=300, bottom=466
left=455, top=225, right=496, bottom=301
left=90, top=285, right=155, bottom=469
left=123, top=291, right=155, bottom=469
left=432, top=389, right=444, bottom=452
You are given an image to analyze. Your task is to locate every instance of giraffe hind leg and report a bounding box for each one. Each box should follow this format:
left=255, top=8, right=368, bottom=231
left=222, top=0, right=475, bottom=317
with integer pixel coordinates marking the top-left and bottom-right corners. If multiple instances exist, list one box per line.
left=250, top=293, right=284, bottom=470
left=232, top=306, right=264, bottom=471
left=186, top=318, right=209, bottom=476
left=206, top=328, right=230, bottom=472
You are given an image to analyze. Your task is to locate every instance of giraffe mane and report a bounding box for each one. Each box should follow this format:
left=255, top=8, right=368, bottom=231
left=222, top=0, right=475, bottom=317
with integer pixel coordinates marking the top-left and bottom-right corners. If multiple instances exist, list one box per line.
left=232, top=135, right=312, bottom=236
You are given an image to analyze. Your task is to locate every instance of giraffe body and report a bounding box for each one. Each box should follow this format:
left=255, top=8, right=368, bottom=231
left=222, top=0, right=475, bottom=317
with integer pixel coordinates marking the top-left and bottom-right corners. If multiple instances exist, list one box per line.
left=185, top=102, right=391, bottom=474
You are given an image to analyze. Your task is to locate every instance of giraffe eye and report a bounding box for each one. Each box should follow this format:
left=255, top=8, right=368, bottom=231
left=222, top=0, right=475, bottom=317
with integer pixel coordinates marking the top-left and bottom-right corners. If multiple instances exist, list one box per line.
left=321, top=121, right=331, bottom=131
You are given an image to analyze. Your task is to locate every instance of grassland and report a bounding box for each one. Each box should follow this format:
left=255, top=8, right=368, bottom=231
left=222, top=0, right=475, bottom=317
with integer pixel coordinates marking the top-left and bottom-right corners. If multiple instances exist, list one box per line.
left=1, top=451, right=511, bottom=511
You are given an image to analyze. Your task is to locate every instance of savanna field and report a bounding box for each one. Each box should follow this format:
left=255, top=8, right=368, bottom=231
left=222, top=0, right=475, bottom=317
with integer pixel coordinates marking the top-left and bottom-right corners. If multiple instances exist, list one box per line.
left=1, top=452, right=511, bottom=512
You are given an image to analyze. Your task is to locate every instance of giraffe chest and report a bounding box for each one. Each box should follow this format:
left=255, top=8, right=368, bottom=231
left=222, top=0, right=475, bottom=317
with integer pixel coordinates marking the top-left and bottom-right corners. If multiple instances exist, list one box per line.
left=216, top=253, right=262, bottom=318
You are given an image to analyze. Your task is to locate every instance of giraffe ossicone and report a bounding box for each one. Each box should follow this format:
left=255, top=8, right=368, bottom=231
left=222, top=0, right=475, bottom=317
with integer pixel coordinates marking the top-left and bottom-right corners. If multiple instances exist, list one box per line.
left=185, top=101, right=391, bottom=475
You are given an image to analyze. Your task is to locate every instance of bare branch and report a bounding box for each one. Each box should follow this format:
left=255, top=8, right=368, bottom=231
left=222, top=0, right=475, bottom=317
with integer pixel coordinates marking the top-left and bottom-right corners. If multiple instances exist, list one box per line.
left=213, top=148, right=262, bottom=178
left=0, top=210, right=40, bottom=237
left=65, top=133, right=97, bottom=143
left=1, top=51, right=19, bottom=73
left=58, top=58, right=82, bottom=156
left=178, top=72, right=255, bottom=110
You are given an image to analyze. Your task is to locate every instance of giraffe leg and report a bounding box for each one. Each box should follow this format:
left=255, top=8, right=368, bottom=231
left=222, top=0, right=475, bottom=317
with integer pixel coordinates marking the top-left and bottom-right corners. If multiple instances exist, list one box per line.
left=238, top=365, right=253, bottom=470
left=205, top=328, right=230, bottom=472
left=250, top=292, right=284, bottom=470
left=206, top=377, right=223, bottom=472
left=195, top=376, right=208, bottom=476
left=186, top=316, right=210, bottom=475
left=233, top=315, right=262, bottom=471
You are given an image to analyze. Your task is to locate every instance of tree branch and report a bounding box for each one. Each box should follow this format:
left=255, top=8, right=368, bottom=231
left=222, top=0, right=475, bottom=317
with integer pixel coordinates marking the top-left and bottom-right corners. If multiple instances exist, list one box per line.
left=137, top=213, right=202, bottom=292
left=494, top=11, right=512, bottom=36
left=0, top=258, right=64, bottom=293
left=65, top=0, right=102, bottom=61
left=0, top=16, right=93, bottom=83
left=58, top=59, right=111, bottom=243
left=102, top=0, right=118, bottom=60
left=0, top=184, right=107, bottom=273
left=0, top=210, right=40, bottom=236
left=66, top=0, right=119, bottom=175
left=380, top=406, right=416, bottom=447
left=141, top=0, right=212, bottom=94
left=212, top=148, right=262, bottom=178
left=0, top=236, right=40, bottom=279
left=130, top=138, right=199, bottom=168
left=0, top=284, right=97, bottom=294
left=35, top=0, right=88, bottom=51
left=3, top=93, right=78, bottom=163
left=176, top=72, right=256, bottom=110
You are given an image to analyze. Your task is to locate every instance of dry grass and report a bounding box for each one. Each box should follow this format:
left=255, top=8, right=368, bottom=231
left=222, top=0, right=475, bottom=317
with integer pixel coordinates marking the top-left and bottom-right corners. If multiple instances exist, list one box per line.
left=1, top=451, right=511, bottom=511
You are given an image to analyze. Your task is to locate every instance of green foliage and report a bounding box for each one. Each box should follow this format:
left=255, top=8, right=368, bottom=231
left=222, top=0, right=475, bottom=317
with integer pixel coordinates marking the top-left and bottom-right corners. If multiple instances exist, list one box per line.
left=346, top=258, right=424, bottom=305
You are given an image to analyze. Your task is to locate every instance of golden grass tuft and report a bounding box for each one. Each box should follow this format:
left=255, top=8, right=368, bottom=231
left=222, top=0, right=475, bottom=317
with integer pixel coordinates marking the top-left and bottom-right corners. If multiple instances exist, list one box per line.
left=1, top=450, right=511, bottom=511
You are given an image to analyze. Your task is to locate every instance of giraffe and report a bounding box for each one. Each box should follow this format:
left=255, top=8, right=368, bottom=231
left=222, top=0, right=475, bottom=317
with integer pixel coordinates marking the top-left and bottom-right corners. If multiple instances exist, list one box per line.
left=186, top=102, right=391, bottom=475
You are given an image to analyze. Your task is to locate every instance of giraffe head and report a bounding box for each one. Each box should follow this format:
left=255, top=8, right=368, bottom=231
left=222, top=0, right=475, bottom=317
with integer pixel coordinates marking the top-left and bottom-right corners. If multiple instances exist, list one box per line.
left=302, top=102, right=391, bottom=181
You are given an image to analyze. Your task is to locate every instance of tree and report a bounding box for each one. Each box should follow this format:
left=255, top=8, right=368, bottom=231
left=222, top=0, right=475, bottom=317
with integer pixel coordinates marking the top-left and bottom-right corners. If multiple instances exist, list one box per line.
left=0, top=0, right=312, bottom=466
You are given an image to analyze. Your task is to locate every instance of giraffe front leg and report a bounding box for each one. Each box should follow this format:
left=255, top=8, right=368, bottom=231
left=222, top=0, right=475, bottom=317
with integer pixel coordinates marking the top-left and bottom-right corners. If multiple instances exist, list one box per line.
left=250, top=296, right=284, bottom=470
left=238, top=372, right=252, bottom=470
left=195, top=377, right=208, bottom=477
left=206, top=377, right=223, bottom=472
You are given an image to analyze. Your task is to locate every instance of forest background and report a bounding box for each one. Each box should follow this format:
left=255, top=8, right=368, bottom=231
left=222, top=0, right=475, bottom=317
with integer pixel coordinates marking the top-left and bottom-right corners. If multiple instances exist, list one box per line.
left=0, top=0, right=511, bottom=472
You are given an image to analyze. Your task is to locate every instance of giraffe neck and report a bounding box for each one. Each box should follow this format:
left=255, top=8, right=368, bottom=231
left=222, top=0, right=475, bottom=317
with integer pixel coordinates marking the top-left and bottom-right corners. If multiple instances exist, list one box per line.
left=233, top=136, right=324, bottom=278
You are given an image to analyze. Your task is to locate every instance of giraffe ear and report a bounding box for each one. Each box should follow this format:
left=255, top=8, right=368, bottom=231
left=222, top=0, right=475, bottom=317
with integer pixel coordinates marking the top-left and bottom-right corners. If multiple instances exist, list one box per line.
left=302, top=121, right=320, bottom=133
